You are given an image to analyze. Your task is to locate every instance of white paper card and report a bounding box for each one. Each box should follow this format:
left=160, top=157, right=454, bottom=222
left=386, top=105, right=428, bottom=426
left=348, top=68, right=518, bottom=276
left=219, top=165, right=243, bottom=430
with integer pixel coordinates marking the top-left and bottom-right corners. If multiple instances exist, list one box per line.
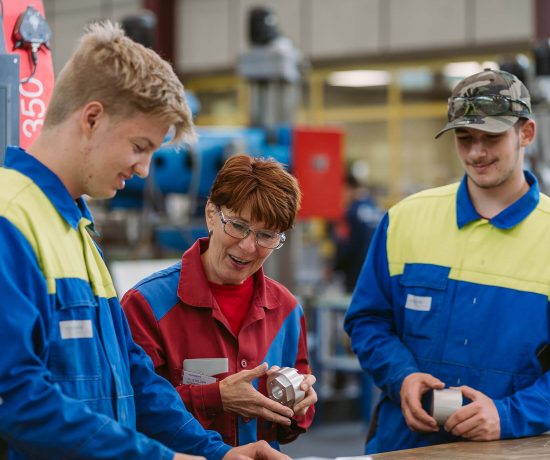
left=183, top=358, right=228, bottom=376
left=183, top=370, right=218, bottom=385
left=59, top=320, right=93, bottom=339
left=405, top=294, right=432, bottom=311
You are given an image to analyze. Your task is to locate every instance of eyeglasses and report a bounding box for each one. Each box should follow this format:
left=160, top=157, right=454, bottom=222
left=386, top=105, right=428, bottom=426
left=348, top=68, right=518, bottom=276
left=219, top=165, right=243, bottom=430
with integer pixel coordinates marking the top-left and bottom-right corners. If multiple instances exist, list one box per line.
left=448, top=95, right=531, bottom=121
left=216, top=207, right=286, bottom=250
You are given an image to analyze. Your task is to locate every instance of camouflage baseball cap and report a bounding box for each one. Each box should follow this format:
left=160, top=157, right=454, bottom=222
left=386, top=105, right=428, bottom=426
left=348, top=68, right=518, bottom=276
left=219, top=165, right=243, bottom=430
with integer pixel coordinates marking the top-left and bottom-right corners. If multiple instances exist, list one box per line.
left=435, top=69, right=532, bottom=139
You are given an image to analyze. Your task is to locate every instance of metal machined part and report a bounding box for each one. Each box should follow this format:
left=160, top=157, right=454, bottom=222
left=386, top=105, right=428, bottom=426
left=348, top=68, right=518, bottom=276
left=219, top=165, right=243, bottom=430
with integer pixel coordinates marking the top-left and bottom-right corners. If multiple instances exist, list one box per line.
left=431, top=388, right=463, bottom=425
left=267, top=367, right=305, bottom=407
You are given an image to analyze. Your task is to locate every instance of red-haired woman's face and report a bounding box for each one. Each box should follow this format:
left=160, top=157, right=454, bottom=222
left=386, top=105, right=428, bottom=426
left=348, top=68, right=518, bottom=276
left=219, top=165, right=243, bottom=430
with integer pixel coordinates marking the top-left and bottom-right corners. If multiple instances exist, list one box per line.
left=201, top=202, right=275, bottom=285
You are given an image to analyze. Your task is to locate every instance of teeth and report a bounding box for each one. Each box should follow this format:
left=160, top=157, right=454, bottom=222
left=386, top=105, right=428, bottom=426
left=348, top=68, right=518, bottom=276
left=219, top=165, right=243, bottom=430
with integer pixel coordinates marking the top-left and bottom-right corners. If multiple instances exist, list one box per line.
left=230, top=255, right=248, bottom=264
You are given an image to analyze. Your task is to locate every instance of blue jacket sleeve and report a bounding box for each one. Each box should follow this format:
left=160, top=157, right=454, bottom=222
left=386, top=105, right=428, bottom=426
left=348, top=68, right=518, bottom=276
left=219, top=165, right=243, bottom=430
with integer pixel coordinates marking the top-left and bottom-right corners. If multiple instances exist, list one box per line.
left=494, top=362, right=550, bottom=438
left=123, top=315, right=232, bottom=460
left=0, top=217, right=174, bottom=459
left=343, top=213, right=419, bottom=402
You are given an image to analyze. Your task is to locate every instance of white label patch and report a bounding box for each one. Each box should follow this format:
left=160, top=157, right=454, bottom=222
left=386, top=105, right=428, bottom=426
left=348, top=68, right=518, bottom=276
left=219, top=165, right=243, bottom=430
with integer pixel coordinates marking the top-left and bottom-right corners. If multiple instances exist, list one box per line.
left=59, top=320, right=93, bottom=339
left=183, top=358, right=228, bottom=376
left=405, top=294, right=432, bottom=311
left=183, top=370, right=217, bottom=385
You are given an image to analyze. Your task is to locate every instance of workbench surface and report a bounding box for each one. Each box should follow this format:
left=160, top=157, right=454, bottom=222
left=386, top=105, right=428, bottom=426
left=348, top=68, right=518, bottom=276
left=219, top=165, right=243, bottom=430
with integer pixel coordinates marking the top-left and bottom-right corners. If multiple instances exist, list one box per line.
left=369, top=435, right=550, bottom=459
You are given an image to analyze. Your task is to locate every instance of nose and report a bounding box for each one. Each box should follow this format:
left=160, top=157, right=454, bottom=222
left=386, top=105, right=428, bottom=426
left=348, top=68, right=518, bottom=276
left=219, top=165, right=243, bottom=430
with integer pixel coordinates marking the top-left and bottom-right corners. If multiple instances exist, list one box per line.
left=134, top=155, right=152, bottom=179
left=238, top=231, right=258, bottom=253
left=468, top=139, right=487, bottom=158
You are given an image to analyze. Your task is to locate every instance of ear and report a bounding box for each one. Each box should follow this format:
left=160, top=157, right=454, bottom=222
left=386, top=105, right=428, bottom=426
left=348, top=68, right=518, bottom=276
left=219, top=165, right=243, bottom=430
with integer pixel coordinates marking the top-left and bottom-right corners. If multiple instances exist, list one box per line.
left=80, top=101, right=105, bottom=137
left=205, top=200, right=216, bottom=231
left=520, top=119, right=536, bottom=147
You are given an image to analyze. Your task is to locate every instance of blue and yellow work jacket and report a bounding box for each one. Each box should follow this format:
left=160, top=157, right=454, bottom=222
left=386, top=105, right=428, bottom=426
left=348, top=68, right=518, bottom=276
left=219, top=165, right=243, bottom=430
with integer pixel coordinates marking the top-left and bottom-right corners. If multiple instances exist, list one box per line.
left=344, top=171, right=550, bottom=453
left=0, top=147, right=231, bottom=460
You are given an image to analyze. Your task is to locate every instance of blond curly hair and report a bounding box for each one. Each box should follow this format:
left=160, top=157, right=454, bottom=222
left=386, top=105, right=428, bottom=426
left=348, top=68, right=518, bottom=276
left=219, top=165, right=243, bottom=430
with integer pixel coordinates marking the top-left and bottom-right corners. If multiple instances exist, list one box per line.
left=45, top=21, right=194, bottom=143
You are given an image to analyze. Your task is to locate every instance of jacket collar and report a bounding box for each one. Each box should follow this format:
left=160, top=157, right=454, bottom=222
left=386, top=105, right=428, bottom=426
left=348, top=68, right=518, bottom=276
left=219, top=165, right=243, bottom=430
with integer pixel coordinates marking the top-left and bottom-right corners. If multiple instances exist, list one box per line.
left=456, top=170, right=539, bottom=230
left=177, top=238, right=273, bottom=309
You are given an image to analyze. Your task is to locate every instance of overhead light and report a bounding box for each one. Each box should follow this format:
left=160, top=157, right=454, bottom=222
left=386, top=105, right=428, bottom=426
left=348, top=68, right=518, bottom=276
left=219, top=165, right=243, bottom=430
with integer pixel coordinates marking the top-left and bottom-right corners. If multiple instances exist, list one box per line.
left=327, top=70, right=391, bottom=87
left=443, top=61, right=498, bottom=79
left=398, top=67, right=433, bottom=90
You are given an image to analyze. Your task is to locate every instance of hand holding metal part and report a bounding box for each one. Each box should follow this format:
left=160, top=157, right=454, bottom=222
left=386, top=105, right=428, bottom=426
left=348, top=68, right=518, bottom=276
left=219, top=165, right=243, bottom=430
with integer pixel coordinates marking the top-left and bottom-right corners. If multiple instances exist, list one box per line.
left=220, top=363, right=293, bottom=425
left=267, top=366, right=317, bottom=416
left=267, top=367, right=305, bottom=407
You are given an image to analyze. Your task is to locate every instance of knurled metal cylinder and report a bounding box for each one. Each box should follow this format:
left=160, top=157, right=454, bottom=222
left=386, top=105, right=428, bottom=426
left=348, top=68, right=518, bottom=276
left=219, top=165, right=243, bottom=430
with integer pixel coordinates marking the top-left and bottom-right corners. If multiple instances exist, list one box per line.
left=267, top=367, right=305, bottom=407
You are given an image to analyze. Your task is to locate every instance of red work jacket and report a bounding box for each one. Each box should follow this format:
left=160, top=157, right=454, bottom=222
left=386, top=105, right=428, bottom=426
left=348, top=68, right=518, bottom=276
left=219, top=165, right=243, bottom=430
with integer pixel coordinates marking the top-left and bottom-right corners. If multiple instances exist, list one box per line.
left=122, top=238, right=315, bottom=447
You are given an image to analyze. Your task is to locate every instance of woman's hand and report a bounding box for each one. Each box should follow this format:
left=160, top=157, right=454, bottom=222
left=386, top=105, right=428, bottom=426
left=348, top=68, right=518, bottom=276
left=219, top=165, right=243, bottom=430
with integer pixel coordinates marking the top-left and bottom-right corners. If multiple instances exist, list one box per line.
left=267, top=365, right=317, bottom=417
left=293, top=372, right=317, bottom=416
left=220, top=363, right=293, bottom=425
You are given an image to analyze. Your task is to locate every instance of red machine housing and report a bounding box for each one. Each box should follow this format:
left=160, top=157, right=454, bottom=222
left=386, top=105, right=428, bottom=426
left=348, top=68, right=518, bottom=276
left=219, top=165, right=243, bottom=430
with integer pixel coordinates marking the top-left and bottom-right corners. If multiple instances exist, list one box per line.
left=2, top=0, right=54, bottom=149
left=293, top=126, right=344, bottom=220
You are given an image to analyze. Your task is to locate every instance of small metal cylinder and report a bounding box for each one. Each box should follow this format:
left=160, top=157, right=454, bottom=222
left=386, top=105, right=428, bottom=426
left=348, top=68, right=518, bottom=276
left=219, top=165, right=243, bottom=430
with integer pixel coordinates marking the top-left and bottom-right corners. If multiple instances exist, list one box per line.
left=431, top=388, right=463, bottom=425
left=267, top=367, right=305, bottom=407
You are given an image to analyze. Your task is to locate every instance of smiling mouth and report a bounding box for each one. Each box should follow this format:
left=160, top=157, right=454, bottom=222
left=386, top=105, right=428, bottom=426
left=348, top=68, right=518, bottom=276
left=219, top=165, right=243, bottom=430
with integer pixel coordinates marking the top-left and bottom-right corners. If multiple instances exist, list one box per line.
left=117, top=173, right=133, bottom=187
left=229, top=255, right=250, bottom=266
left=471, top=161, right=495, bottom=170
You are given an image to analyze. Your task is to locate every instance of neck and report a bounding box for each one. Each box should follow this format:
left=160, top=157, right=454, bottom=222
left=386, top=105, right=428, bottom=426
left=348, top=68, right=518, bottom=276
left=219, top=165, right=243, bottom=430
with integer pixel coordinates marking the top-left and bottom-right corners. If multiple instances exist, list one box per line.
left=27, top=123, right=82, bottom=199
left=468, top=171, right=529, bottom=219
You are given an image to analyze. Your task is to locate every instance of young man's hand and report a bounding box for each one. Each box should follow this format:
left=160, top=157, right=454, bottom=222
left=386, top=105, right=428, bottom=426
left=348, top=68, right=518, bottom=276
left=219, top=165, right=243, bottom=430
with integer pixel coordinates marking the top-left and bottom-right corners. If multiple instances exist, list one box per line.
left=400, top=372, right=444, bottom=433
left=224, top=440, right=292, bottom=460
left=444, top=385, right=500, bottom=441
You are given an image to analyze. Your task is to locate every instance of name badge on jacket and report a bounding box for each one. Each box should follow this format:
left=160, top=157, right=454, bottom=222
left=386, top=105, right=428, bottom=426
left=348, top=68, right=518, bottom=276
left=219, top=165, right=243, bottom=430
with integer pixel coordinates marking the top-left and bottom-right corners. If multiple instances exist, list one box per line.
left=405, top=294, right=432, bottom=311
left=183, top=370, right=217, bottom=385
left=59, top=320, right=93, bottom=339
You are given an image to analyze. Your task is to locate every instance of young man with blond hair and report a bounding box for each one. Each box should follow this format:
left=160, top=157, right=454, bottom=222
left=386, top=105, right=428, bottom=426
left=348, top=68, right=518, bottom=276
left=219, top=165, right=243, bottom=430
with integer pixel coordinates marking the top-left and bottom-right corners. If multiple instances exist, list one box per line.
left=0, top=21, right=289, bottom=460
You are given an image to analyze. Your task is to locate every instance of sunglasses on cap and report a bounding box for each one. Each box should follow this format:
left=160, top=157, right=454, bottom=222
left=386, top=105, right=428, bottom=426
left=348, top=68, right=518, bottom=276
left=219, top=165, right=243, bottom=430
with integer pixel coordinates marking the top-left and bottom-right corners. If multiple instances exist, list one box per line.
left=448, top=95, right=531, bottom=121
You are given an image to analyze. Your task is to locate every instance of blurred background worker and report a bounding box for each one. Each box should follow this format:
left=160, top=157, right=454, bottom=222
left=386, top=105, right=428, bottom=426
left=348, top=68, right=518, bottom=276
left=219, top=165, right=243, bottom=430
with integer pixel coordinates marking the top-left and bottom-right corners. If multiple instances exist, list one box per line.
left=331, top=169, right=383, bottom=294
left=345, top=69, right=550, bottom=453
left=122, top=154, right=317, bottom=448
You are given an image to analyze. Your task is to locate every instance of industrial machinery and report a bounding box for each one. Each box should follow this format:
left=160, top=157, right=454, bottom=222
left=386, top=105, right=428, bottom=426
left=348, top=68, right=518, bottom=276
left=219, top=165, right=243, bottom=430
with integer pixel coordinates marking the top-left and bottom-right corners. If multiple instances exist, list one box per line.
left=1, top=3, right=344, bottom=292
left=104, top=6, right=345, bottom=265
left=0, top=0, right=54, bottom=163
left=498, top=45, right=550, bottom=195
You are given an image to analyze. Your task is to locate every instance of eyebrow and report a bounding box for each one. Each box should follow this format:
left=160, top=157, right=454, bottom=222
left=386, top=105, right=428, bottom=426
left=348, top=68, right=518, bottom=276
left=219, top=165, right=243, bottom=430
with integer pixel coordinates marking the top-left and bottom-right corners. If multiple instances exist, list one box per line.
left=224, top=212, right=276, bottom=232
left=225, top=214, right=250, bottom=225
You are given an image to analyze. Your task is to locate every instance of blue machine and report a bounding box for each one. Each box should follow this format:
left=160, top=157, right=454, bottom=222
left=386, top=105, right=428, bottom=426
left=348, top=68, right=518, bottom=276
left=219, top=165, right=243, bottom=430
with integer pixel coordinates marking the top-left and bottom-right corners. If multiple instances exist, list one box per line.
left=108, top=5, right=304, bottom=253
left=108, top=124, right=293, bottom=252
left=111, top=124, right=292, bottom=209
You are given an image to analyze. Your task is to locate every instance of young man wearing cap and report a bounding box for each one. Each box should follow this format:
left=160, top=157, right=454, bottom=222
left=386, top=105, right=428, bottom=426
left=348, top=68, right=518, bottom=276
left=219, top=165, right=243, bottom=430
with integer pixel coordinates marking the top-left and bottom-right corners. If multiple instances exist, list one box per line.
left=344, top=69, right=550, bottom=453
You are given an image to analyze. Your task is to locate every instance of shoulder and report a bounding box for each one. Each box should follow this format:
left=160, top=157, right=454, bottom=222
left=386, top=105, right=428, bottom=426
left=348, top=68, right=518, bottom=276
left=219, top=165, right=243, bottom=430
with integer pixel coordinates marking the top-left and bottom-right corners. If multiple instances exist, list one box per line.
left=536, top=192, right=550, bottom=215
left=396, top=183, right=458, bottom=208
left=390, top=183, right=458, bottom=217
left=263, top=276, right=303, bottom=314
left=125, top=262, right=182, bottom=321
left=263, top=276, right=296, bottom=301
left=0, top=168, right=38, bottom=216
left=0, top=170, right=52, bottom=258
left=133, top=262, right=182, bottom=291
